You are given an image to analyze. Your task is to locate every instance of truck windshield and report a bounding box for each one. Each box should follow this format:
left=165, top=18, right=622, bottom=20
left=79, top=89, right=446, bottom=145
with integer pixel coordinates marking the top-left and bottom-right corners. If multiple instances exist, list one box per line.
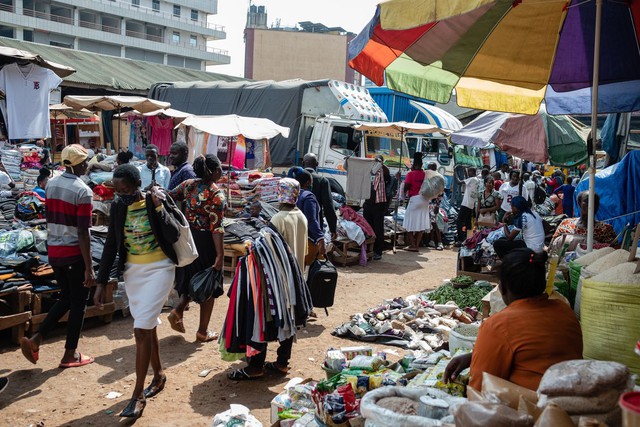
left=365, top=135, right=411, bottom=169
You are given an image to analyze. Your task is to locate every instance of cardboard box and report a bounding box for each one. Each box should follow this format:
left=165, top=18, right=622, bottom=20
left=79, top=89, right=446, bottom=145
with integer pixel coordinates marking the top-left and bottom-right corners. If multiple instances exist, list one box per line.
left=339, top=346, right=373, bottom=361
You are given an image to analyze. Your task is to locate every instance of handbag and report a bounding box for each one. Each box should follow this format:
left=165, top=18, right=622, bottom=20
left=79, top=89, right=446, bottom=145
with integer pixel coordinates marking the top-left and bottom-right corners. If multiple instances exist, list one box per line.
left=163, top=199, right=199, bottom=267
left=189, top=267, right=224, bottom=304
left=477, top=212, right=496, bottom=227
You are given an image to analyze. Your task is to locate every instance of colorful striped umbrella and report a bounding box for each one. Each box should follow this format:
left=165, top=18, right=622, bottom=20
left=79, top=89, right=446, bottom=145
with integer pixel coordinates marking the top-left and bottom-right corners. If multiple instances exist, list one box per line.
left=349, top=0, right=640, bottom=251
left=349, top=0, right=640, bottom=116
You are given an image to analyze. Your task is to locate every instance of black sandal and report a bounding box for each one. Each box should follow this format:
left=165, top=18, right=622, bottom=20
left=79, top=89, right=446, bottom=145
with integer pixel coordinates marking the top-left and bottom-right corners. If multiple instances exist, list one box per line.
left=227, top=368, right=264, bottom=381
left=143, top=374, right=166, bottom=398
left=120, top=397, right=146, bottom=418
left=265, top=362, right=289, bottom=376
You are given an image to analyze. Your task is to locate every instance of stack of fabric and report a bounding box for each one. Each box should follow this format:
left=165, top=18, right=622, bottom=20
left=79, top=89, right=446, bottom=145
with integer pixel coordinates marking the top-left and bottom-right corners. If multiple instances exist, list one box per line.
left=253, top=177, right=281, bottom=203
left=0, top=146, right=22, bottom=182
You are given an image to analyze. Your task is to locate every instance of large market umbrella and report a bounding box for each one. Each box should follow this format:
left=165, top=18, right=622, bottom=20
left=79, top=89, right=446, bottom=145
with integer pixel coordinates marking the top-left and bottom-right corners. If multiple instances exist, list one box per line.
left=178, top=115, right=290, bottom=199
left=63, top=95, right=170, bottom=150
left=354, top=121, right=447, bottom=253
left=49, top=104, right=98, bottom=155
left=349, top=0, right=640, bottom=251
left=0, top=46, right=75, bottom=78
left=451, top=106, right=589, bottom=167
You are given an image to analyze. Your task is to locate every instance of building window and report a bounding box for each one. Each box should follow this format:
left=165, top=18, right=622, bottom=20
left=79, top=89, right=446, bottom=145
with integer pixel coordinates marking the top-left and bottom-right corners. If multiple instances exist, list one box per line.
left=189, top=35, right=197, bottom=47
left=172, top=31, right=180, bottom=44
left=191, top=9, right=198, bottom=21
left=132, top=0, right=140, bottom=7
left=152, top=0, right=159, bottom=11
left=173, top=5, right=180, bottom=17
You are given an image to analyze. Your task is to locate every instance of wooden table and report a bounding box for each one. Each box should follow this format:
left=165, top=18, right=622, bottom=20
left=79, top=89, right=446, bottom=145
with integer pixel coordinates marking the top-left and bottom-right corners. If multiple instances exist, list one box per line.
left=0, top=289, right=32, bottom=344
left=457, top=253, right=500, bottom=283
left=328, top=237, right=376, bottom=267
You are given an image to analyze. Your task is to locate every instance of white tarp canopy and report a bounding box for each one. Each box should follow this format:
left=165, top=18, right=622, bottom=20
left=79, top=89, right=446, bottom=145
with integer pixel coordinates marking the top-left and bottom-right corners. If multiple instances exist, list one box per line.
left=63, top=95, right=170, bottom=113
left=178, top=114, right=290, bottom=140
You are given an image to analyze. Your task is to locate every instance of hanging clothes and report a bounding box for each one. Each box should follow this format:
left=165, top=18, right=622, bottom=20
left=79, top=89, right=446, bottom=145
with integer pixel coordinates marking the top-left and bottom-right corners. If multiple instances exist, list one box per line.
left=345, top=157, right=374, bottom=200
left=147, top=115, right=174, bottom=156
left=128, top=116, right=148, bottom=160
left=0, top=63, right=62, bottom=139
left=232, top=135, right=246, bottom=169
left=221, top=227, right=312, bottom=359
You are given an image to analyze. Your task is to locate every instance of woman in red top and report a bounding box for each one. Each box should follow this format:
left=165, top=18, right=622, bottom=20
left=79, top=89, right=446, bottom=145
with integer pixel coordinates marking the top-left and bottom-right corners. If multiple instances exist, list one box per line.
left=403, top=154, right=430, bottom=252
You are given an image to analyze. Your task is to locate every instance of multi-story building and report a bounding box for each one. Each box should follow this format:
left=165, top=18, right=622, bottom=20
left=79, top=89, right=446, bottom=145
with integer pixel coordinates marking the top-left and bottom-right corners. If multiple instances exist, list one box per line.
left=0, top=0, right=229, bottom=70
left=244, top=5, right=358, bottom=83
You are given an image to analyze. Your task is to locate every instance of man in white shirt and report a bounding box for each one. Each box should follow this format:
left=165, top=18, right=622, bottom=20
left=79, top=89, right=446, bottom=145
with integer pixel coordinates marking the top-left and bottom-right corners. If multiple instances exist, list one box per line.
left=499, top=163, right=510, bottom=181
left=138, top=144, right=171, bottom=189
left=455, top=167, right=479, bottom=246
left=522, top=173, right=536, bottom=204
left=498, top=170, right=530, bottom=221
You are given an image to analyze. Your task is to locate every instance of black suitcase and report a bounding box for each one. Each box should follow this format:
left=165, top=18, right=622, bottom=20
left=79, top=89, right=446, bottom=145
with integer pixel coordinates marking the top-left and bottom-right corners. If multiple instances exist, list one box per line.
left=306, top=257, right=338, bottom=315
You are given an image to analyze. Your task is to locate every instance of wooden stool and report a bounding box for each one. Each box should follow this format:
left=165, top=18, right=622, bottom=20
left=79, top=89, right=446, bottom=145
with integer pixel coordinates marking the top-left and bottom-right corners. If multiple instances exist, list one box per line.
left=223, top=248, right=243, bottom=276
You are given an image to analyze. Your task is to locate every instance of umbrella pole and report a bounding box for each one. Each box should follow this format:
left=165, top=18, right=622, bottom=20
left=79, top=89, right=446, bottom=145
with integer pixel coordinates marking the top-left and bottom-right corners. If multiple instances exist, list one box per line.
left=586, top=0, right=603, bottom=253
left=393, top=129, right=405, bottom=254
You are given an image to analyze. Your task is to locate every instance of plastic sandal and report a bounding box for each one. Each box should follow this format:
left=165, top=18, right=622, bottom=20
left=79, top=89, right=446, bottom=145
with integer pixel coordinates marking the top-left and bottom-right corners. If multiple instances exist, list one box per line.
left=195, top=331, right=219, bottom=342
left=59, top=353, right=94, bottom=369
left=143, top=374, right=167, bottom=398
left=20, top=337, right=39, bottom=365
left=168, top=311, right=185, bottom=334
left=264, top=362, right=289, bottom=376
left=227, top=368, right=264, bottom=381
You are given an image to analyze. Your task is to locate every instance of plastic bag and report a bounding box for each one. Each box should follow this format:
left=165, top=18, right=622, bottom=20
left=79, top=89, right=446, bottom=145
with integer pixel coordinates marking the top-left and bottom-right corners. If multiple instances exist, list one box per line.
left=189, top=267, right=224, bottom=304
left=0, top=229, right=35, bottom=258
left=454, top=401, right=533, bottom=427
left=533, top=403, right=574, bottom=427
left=481, top=373, right=538, bottom=409
left=211, top=404, right=262, bottom=427
left=361, top=386, right=447, bottom=427
left=419, top=170, right=445, bottom=200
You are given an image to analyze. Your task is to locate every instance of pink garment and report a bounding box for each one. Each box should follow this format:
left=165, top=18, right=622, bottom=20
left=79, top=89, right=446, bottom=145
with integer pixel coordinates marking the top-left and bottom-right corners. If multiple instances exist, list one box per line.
left=148, top=116, right=173, bottom=156
left=340, top=206, right=375, bottom=237
left=404, top=169, right=425, bottom=197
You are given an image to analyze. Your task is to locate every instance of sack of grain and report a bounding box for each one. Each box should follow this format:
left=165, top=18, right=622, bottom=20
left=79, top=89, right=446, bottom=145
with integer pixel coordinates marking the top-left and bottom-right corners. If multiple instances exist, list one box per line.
left=583, top=249, right=630, bottom=275
left=570, top=407, right=622, bottom=427
left=533, top=403, right=574, bottom=427
left=454, top=401, right=534, bottom=427
left=574, top=247, right=615, bottom=266
left=591, top=262, right=640, bottom=285
left=581, top=278, right=640, bottom=375
left=537, top=360, right=630, bottom=397
left=537, top=388, right=621, bottom=415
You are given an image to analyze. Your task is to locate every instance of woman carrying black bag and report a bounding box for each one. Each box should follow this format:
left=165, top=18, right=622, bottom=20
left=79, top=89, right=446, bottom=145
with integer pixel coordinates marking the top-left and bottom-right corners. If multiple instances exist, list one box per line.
left=167, top=154, right=226, bottom=342
left=94, top=164, right=181, bottom=418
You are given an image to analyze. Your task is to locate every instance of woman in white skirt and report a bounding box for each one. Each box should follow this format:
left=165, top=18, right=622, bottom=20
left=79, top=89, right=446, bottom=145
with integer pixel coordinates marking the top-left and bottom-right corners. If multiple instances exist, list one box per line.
left=403, top=154, right=431, bottom=252
left=94, top=164, right=181, bottom=419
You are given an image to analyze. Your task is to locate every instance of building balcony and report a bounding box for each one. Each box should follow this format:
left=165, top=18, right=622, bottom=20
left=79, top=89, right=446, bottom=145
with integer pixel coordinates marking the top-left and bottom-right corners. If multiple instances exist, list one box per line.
left=23, top=8, right=74, bottom=25
left=0, top=3, right=14, bottom=13
left=62, top=0, right=225, bottom=39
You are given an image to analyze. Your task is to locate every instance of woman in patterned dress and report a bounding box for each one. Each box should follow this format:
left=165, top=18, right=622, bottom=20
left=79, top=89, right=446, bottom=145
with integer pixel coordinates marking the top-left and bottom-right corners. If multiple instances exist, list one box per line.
left=168, top=155, right=226, bottom=342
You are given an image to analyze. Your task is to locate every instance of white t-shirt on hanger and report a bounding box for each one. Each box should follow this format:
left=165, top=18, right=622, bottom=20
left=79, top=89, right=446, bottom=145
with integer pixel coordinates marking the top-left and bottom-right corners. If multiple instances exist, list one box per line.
left=0, top=63, right=63, bottom=140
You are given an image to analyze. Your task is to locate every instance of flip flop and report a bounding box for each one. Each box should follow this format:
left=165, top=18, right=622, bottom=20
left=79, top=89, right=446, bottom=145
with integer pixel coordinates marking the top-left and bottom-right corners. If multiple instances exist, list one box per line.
left=59, top=353, right=94, bottom=369
left=20, top=337, right=38, bottom=365
left=168, top=311, right=185, bottom=334
left=264, top=362, right=289, bottom=376
left=227, top=368, right=264, bottom=381
left=196, top=331, right=219, bottom=343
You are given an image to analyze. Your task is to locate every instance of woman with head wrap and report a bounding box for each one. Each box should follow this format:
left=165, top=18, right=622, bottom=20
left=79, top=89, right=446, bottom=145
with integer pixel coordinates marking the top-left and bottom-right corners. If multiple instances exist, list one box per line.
left=493, top=196, right=545, bottom=258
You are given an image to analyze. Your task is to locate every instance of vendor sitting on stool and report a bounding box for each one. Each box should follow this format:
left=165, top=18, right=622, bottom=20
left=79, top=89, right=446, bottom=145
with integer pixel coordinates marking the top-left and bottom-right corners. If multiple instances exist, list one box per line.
left=493, top=196, right=545, bottom=258
left=444, top=248, right=583, bottom=391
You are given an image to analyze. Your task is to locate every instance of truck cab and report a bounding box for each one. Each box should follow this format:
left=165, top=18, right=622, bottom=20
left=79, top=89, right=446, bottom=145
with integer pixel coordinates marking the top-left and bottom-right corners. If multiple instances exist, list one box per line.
left=308, top=116, right=410, bottom=202
left=405, top=135, right=454, bottom=192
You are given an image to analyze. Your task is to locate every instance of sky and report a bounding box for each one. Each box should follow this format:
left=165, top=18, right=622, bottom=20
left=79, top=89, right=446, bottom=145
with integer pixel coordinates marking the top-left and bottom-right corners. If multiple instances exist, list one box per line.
left=209, top=0, right=380, bottom=77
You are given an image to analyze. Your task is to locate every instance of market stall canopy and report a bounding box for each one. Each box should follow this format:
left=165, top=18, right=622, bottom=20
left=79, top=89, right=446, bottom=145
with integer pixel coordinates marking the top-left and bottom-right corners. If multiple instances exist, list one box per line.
left=354, top=121, right=448, bottom=136
left=63, top=95, right=170, bottom=113
left=142, top=108, right=192, bottom=118
left=0, top=46, right=75, bottom=78
left=348, top=0, right=640, bottom=115
left=451, top=106, right=588, bottom=166
left=408, top=100, right=462, bottom=131
left=49, top=103, right=98, bottom=121
left=178, top=115, right=290, bottom=140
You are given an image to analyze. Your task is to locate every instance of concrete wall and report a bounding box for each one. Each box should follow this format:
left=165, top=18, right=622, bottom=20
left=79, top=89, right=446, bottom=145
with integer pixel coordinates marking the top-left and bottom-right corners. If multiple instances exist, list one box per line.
left=245, top=28, right=350, bottom=82
left=78, top=38, right=121, bottom=56
left=126, top=47, right=164, bottom=64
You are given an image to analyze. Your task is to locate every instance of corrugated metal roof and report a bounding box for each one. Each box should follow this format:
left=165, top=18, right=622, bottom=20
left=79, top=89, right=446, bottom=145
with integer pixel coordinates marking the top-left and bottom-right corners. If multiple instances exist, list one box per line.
left=0, top=37, right=246, bottom=93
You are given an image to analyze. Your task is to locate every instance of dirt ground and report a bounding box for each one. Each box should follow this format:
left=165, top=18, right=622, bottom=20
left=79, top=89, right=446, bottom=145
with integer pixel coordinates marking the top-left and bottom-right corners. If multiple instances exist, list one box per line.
left=0, top=247, right=458, bottom=427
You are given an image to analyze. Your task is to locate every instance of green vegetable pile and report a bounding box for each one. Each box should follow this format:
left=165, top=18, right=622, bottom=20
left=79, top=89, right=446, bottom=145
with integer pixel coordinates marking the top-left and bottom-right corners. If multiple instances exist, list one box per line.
left=428, top=282, right=492, bottom=309
left=450, top=275, right=474, bottom=287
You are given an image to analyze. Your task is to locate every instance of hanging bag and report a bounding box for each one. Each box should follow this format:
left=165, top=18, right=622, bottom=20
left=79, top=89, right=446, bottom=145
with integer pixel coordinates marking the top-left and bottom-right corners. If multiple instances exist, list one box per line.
left=307, top=257, right=338, bottom=315
left=189, top=266, right=224, bottom=304
left=156, top=188, right=198, bottom=267
left=477, top=212, right=496, bottom=227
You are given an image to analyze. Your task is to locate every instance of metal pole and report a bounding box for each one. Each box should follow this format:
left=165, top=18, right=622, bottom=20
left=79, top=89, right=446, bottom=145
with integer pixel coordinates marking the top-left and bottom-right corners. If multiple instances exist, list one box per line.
left=393, top=128, right=404, bottom=254
left=587, top=0, right=603, bottom=253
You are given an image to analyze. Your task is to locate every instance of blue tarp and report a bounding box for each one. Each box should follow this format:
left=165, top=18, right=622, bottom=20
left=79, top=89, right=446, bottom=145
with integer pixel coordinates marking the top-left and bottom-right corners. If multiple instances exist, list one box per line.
left=575, top=150, right=640, bottom=239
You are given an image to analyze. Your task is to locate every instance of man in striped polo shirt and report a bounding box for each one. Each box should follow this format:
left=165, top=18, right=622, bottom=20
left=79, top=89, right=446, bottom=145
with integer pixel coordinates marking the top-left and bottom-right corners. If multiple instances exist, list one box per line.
left=20, top=144, right=95, bottom=368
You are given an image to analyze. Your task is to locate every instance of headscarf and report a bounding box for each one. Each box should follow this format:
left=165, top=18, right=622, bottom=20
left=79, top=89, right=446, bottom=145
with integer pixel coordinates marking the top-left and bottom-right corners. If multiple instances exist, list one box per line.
left=277, top=178, right=300, bottom=205
left=511, top=196, right=532, bottom=229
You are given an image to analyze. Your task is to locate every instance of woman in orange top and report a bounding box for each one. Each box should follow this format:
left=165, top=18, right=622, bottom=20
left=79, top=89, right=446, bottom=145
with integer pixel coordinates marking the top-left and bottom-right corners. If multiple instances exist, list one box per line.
left=444, top=248, right=583, bottom=391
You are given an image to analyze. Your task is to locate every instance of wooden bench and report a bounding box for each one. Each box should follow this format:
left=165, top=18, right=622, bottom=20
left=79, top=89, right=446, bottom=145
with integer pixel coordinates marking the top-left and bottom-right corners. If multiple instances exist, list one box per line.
left=29, top=280, right=116, bottom=334
left=223, top=247, right=244, bottom=277
left=328, top=237, right=376, bottom=267
left=457, top=253, right=500, bottom=283
left=0, top=289, right=32, bottom=344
